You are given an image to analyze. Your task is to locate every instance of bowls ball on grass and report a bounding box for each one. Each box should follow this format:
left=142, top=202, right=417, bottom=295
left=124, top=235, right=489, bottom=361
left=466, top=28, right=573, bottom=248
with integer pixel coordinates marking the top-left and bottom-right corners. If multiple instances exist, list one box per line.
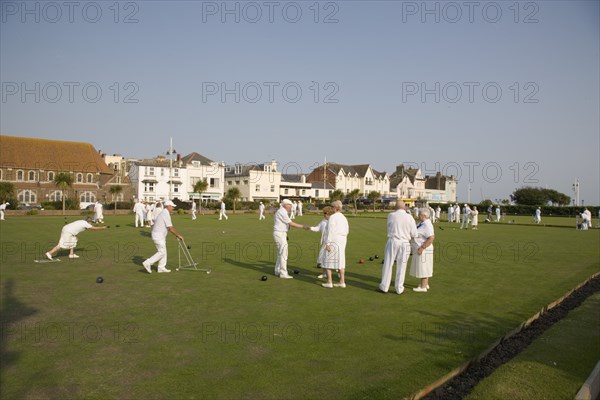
left=261, top=275, right=268, bottom=281
left=293, top=269, right=300, bottom=275
left=96, top=277, right=104, bottom=283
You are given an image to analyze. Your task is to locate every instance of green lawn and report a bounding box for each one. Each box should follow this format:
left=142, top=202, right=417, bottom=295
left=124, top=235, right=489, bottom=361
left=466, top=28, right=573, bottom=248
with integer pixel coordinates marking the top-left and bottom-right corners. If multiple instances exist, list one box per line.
left=1, top=213, right=598, bottom=399
left=466, top=292, right=600, bottom=400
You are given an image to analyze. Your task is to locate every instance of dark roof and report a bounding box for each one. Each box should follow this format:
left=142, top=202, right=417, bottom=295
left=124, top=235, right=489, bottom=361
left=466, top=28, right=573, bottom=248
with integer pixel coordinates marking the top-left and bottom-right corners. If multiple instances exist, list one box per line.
left=0, top=135, right=113, bottom=174
left=281, top=174, right=305, bottom=183
left=181, top=152, right=214, bottom=165
left=312, top=163, right=374, bottom=178
left=224, top=163, right=268, bottom=177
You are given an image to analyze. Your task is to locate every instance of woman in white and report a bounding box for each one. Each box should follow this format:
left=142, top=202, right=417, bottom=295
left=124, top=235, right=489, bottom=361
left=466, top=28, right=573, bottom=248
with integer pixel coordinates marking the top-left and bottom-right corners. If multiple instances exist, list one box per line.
left=191, top=201, right=197, bottom=220
left=310, top=206, right=335, bottom=279
left=219, top=200, right=228, bottom=220
left=258, top=202, right=266, bottom=220
left=471, top=206, right=479, bottom=230
left=410, top=208, right=435, bottom=292
left=94, top=201, right=104, bottom=224
left=322, top=200, right=349, bottom=288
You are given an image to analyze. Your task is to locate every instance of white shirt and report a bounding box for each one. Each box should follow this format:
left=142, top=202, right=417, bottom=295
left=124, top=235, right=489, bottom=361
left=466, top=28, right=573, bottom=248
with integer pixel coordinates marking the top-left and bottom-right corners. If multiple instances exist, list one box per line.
left=273, top=206, right=292, bottom=232
left=414, top=219, right=434, bottom=248
left=259, top=204, right=265, bottom=212
left=152, top=208, right=173, bottom=241
left=310, top=219, right=328, bottom=245
left=94, top=202, right=102, bottom=212
left=326, top=212, right=349, bottom=244
left=191, top=202, right=196, bottom=211
left=535, top=209, right=541, bottom=217
left=387, top=209, right=417, bottom=242
left=0, top=203, right=7, bottom=211
left=221, top=202, right=226, bottom=211
left=64, top=220, right=92, bottom=235
left=134, top=202, right=144, bottom=214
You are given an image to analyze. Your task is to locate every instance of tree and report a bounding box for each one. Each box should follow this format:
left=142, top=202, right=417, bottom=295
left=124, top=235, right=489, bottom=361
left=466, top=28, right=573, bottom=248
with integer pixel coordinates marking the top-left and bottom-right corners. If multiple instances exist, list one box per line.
left=226, top=187, right=241, bottom=214
left=347, top=189, right=362, bottom=215
left=368, top=191, right=382, bottom=213
left=54, top=172, right=73, bottom=215
left=109, top=185, right=123, bottom=213
left=193, top=180, right=208, bottom=215
left=0, top=182, right=16, bottom=205
left=512, top=187, right=570, bottom=206
left=329, top=189, right=344, bottom=202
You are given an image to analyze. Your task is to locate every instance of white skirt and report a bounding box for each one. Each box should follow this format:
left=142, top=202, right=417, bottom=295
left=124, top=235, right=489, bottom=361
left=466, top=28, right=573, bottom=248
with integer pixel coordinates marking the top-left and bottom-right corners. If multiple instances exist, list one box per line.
left=409, top=244, right=433, bottom=278
left=322, top=237, right=347, bottom=270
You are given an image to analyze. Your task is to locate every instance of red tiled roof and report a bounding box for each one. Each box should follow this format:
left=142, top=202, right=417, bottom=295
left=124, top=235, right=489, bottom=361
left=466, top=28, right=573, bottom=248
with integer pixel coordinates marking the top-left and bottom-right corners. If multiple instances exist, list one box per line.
left=0, top=135, right=113, bottom=174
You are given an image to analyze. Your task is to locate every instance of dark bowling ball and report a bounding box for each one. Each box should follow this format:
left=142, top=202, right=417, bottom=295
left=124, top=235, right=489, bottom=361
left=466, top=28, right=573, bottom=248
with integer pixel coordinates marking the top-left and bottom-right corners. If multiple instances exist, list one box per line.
left=187, top=245, right=191, bottom=249
left=369, top=257, right=374, bottom=261
left=261, top=276, right=268, bottom=281
left=115, top=225, right=120, bottom=228
left=374, top=255, right=379, bottom=259
left=293, top=269, right=300, bottom=275
left=96, top=277, right=104, bottom=283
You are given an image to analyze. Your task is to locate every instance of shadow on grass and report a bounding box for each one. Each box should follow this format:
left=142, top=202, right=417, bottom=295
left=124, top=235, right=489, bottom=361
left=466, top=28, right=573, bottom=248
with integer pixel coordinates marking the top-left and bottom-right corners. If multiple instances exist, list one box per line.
left=0, top=279, right=39, bottom=377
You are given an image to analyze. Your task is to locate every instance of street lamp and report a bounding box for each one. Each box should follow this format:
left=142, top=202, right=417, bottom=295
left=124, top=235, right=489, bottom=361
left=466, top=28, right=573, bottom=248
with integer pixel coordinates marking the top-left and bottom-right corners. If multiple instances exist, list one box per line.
left=572, top=179, right=580, bottom=207
left=166, top=137, right=177, bottom=200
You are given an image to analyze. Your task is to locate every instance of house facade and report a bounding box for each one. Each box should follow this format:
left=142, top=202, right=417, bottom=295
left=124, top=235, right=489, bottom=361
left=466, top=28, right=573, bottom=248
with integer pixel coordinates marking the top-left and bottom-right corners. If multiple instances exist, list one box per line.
left=181, top=152, right=225, bottom=203
left=224, top=160, right=281, bottom=202
left=0, top=135, right=114, bottom=208
left=128, top=156, right=187, bottom=203
left=307, top=163, right=391, bottom=198
left=390, top=165, right=457, bottom=204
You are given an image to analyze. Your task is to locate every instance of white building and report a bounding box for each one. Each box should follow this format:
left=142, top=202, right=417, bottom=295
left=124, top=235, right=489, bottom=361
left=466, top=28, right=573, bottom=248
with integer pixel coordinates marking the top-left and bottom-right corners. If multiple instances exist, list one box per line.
left=307, top=163, right=391, bottom=198
left=280, top=174, right=312, bottom=200
left=128, top=156, right=186, bottom=202
left=224, top=160, right=281, bottom=202
left=181, top=152, right=225, bottom=203
left=390, top=165, right=457, bottom=204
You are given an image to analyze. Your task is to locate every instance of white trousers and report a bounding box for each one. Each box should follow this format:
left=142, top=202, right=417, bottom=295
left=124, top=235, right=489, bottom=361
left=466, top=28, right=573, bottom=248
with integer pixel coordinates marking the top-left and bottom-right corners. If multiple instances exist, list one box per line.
left=0, top=210, right=4, bottom=220
left=135, top=212, right=145, bottom=227
left=220, top=210, right=228, bottom=220
left=146, top=239, right=168, bottom=270
left=259, top=211, right=265, bottom=220
left=273, top=231, right=289, bottom=276
left=379, top=239, right=411, bottom=294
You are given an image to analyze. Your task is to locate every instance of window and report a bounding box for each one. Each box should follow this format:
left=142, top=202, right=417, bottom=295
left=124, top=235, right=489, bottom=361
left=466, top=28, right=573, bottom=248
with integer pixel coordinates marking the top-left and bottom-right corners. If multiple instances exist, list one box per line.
left=270, top=185, right=275, bottom=193
left=116, top=176, right=121, bottom=184
left=144, top=182, right=155, bottom=192
left=302, top=189, right=306, bottom=195
left=28, top=171, right=36, bottom=181
left=76, top=173, right=83, bottom=183
left=264, top=165, right=271, bottom=172
left=284, top=189, right=289, bottom=194
left=235, top=180, right=240, bottom=185
left=228, top=181, right=232, bottom=185
left=255, top=185, right=260, bottom=192
left=149, top=167, right=155, bottom=176
left=315, top=190, right=320, bottom=197
left=210, top=178, right=218, bottom=188
left=49, top=190, right=62, bottom=201
left=243, top=180, right=248, bottom=185
left=16, top=170, right=24, bottom=181
left=48, top=171, right=55, bottom=181
left=80, top=192, right=96, bottom=203
left=87, top=173, right=93, bottom=183
left=174, top=169, right=179, bottom=177
left=18, top=190, right=36, bottom=203
left=174, top=184, right=179, bottom=193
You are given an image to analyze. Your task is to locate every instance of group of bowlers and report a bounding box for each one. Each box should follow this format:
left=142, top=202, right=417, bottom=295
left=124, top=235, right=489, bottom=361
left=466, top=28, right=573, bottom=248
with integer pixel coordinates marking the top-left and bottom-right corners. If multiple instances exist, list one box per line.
left=42, top=197, right=436, bottom=293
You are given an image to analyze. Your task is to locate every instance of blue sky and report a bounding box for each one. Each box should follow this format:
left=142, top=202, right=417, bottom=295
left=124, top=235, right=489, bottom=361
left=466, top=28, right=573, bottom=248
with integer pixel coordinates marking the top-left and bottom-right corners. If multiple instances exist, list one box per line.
left=1, top=1, right=598, bottom=204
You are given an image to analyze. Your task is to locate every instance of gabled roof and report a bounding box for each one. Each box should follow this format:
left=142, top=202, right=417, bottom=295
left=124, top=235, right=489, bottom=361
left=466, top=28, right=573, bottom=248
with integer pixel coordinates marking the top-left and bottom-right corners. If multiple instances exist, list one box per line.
left=0, top=135, right=113, bottom=174
left=281, top=174, right=304, bottom=183
left=181, top=152, right=215, bottom=166
left=311, top=182, right=336, bottom=190
left=224, top=163, right=273, bottom=177
left=314, top=163, right=373, bottom=178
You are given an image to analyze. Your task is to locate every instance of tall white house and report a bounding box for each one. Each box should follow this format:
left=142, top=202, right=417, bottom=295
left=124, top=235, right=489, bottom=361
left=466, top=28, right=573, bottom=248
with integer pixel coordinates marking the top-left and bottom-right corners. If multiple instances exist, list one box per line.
left=224, top=160, right=281, bottom=202
left=181, top=152, right=225, bottom=203
left=128, top=156, right=187, bottom=202
left=307, top=163, right=391, bottom=198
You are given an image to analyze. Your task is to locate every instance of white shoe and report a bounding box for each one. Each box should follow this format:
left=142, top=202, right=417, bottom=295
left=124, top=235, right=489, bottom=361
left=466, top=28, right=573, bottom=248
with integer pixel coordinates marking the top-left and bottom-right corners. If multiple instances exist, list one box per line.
left=333, top=283, right=346, bottom=288
left=322, top=282, right=333, bottom=288
left=317, top=274, right=325, bottom=279
left=426, top=285, right=430, bottom=290
left=279, top=274, right=293, bottom=279
left=413, top=286, right=427, bottom=292
left=45, top=252, right=53, bottom=260
left=68, top=254, right=80, bottom=259
left=158, top=269, right=171, bottom=273
left=143, top=261, right=152, bottom=274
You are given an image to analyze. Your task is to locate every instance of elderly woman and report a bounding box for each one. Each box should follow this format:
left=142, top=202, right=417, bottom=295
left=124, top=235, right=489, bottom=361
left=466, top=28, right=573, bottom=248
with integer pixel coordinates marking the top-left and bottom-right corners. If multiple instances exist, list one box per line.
left=310, top=206, right=335, bottom=279
left=410, top=208, right=435, bottom=292
left=322, top=200, right=349, bottom=288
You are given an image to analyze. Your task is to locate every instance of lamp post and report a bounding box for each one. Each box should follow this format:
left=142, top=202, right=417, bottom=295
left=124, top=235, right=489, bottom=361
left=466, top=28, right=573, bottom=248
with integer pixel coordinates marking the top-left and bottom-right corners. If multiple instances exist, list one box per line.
left=166, top=137, right=177, bottom=200
left=572, top=179, right=580, bottom=208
